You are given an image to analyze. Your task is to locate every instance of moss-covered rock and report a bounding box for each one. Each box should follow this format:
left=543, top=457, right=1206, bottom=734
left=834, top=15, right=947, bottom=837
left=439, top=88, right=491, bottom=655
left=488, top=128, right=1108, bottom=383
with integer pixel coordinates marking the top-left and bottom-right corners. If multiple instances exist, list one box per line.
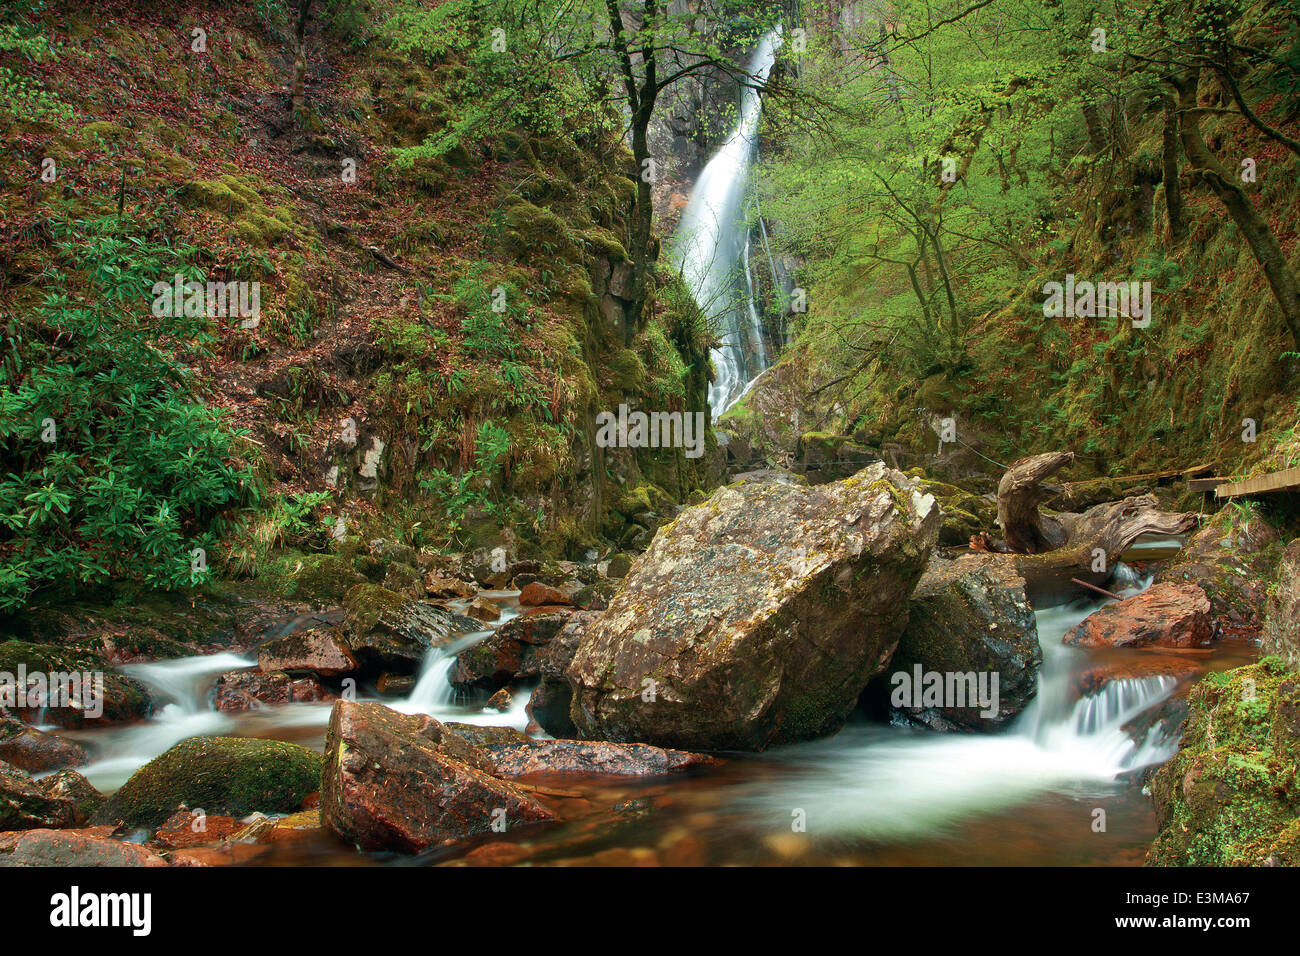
left=1146, top=658, right=1300, bottom=866
left=0, top=640, right=149, bottom=728
left=95, top=736, right=323, bottom=829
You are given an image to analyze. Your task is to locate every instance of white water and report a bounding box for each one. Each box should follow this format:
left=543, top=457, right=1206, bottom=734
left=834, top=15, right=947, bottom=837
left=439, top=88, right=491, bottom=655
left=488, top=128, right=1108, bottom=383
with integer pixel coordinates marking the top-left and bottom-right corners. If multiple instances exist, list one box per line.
left=731, top=563, right=1183, bottom=839
left=673, top=31, right=782, bottom=416
left=69, top=604, right=532, bottom=793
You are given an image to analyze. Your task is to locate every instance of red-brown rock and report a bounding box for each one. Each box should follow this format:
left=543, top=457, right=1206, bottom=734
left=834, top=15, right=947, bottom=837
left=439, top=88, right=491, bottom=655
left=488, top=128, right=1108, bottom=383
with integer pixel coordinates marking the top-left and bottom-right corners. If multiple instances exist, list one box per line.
left=1064, top=583, right=1214, bottom=648
left=0, top=761, right=76, bottom=831
left=0, top=718, right=86, bottom=772
left=518, top=582, right=575, bottom=607
left=151, top=810, right=242, bottom=848
left=0, top=828, right=168, bottom=866
left=257, top=629, right=357, bottom=676
left=320, top=701, right=554, bottom=853
left=213, top=670, right=334, bottom=712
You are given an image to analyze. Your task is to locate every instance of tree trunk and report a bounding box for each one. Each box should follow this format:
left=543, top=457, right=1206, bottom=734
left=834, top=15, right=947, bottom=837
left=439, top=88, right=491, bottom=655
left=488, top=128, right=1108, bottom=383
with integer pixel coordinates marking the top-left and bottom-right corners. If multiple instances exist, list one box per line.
left=291, top=0, right=312, bottom=118
left=997, top=451, right=1074, bottom=553
left=1171, top=68, right=1300, bottom=345
left=1161, top=92, right=1188, bottom=241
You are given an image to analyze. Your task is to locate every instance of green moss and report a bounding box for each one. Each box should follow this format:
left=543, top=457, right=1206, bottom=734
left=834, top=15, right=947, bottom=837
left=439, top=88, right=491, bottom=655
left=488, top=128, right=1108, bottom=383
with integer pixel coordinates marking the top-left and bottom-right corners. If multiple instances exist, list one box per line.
left=95, top=736, right=323, bottom=829
left=1147, top=658, right=1300, bottom=865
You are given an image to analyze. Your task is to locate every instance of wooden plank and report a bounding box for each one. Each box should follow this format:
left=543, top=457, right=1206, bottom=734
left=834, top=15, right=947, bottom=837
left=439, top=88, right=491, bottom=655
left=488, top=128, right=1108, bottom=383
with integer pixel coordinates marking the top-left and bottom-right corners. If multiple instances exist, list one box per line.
left=1188, top=477, right=1230, bottom=492
left=1182, top=461, right=1215, bottom=476
left=1215, top=466, right=1300, bottom=499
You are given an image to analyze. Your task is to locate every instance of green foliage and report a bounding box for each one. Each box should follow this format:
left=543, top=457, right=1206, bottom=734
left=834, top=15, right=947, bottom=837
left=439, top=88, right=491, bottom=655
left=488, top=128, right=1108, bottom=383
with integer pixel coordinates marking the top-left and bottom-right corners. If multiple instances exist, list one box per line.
left=0, top=7, right=72, bottom=124
left=418, top=419, right=511, bottom=532
left=0, top=217, right=260, bottom=609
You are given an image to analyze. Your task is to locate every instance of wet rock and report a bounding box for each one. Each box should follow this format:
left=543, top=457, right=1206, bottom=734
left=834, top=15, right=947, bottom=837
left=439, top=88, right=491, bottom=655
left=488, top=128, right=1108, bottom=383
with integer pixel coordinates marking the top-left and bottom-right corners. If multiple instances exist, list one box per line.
left=0, top=639, right=149, bottom=728
left=257, top=628, right=357, bottom=676
left=865, top=555, right=1041, bottom=731
left=425, top=574, right=477, bottom=599
left=38, top=771, right=102, bottom=826
left=341, top=583, right=482, bottom=674
left=320, top=701, right=553, bottom=852
left=524, top=613, right=593, bottom=739
left=95, top=736, right=323, bottom=829
left=486, top=740, right=719, bottom=777
left=376, top=672, right=415, bottom=695
left=1155, top=509, right=1281, bottom=628
left=0, top=717, right=86, bottom=772
left=0, top=828, right=168, bottom=867
left=0, top=761, right=76, bottom=830
left=213, top=671, right=334, bottom=712
left=1263, top=539, right=1300, bottom=670
left=486, top=687, right=514, bottom=711
left=466, top=597, right=501, bottom=622
left=568, top=463, right=941, bottom=750
left=151, top=809, right=242, bottom=848
left=444, top=722, right=531, bottom=748
left=1064, top=583, right=1213, bottom=649
left=449, top=610, right=572, bottom=693
left=519, top=582, right=575, bottom=607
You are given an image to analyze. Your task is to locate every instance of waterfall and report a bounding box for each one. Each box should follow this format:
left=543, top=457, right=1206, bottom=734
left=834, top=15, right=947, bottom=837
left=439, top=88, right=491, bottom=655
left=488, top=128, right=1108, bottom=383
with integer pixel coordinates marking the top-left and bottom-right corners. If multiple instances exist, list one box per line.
left=672, top=30, right=783, bottom=417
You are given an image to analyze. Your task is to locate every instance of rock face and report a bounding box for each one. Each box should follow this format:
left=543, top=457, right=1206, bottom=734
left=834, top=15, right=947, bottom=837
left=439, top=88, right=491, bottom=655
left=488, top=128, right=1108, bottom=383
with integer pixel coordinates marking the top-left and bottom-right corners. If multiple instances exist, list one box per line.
left=868, top=555, right=1041, bottom=731
left=567, top=464, right=941, bottom=750
left=320, top=701, right=553, bottom=853
left=525, top=612, right=593, bottom=739
left=0, top=828, right=168, bottom=867
left=0, top=718, right=86, bottom=772
left=0, top=761, right=76, bottom=830
left=485, top=740, right=719, bottom=777
left=1263, top=539, right=1300, bottom=670
left=1156, top=509, right=1281, bottom=629
left=1147, top=658, right=1300, bottom=866
left=95, top=737, right=323, bottom=828
left=1063, top=582, right=1213, bottom=649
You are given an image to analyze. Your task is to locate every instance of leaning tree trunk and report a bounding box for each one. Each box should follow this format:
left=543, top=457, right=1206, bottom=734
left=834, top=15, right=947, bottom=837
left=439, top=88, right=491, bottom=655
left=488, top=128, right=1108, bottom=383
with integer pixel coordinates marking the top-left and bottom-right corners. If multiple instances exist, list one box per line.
left=997, top=451, right=1074, bottom=554
left=291, top=0, right=312, bottom=118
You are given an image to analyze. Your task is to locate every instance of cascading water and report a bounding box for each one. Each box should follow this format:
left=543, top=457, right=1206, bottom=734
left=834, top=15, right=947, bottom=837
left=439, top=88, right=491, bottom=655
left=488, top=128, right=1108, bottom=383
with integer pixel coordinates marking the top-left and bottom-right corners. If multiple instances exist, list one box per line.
left=673, top=31, right=782, bottom=416
left=725, top=562, right=1185, bottom=840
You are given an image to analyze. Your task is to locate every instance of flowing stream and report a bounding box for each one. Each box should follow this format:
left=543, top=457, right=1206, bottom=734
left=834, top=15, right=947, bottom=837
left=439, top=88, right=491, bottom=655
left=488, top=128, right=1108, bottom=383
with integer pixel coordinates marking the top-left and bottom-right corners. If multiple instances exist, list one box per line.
left=49, top=540, right=1257, bottom=864
left=672, top=31, right=782, bottom=416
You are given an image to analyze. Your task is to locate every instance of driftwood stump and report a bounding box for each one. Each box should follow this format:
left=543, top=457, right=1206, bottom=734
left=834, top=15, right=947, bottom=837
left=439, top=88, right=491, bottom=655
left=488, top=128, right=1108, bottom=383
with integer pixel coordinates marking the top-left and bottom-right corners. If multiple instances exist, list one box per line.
left=997, top=451, right=1074, bottom=553
left=988, top=451, right=1199, bottom=595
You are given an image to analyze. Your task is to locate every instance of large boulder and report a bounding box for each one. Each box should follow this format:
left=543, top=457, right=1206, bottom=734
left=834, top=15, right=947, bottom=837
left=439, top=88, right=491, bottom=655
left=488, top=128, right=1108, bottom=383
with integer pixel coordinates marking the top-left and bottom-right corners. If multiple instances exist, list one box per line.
left=38, top=771, right=103, bottom=826
left=1155, top=507, right=1281, bottom=629
left=567, top=464, right=941, bottom=750
left=866, top=555, right=1041, bottom=731
left=0, top=718, right=86, bottom=772
left=213, top=671, right=334, bottom=712
left=1263, top=539, right=1300, bottom=671
left=340, top=583, right=483, bottom=674
left=95, top=737, right=323, bottom=829
left=0, top=761, right=76, bottom=830
left=320, top=701, right=553, bottom=853
left=1064, top=582, right=1213, bottom=649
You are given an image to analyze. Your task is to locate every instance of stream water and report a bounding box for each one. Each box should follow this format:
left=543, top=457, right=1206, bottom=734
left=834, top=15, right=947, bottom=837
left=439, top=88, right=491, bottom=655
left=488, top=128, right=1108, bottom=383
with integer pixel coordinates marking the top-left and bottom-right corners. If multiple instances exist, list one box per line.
left=40, top=538, right=1257, bottom=866
left=672, top=31, right=782, bottom=417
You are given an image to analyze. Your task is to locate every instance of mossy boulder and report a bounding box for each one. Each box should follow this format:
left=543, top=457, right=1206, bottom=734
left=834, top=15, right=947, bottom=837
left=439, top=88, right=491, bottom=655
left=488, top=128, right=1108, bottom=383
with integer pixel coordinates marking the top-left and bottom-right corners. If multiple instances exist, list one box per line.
left=910, top=474, right=999, bottom=546
left=0, top=640, right=149, bottom=728
left=261, top=552, right=367, bottom=603
left=1156, top=506, right=1282, bottom=629
left=95, top=737, right=323, bottom=829
left=1146, top=658, right=1300, bottom=865
left=1263, top=539, right=1300, bottom=670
